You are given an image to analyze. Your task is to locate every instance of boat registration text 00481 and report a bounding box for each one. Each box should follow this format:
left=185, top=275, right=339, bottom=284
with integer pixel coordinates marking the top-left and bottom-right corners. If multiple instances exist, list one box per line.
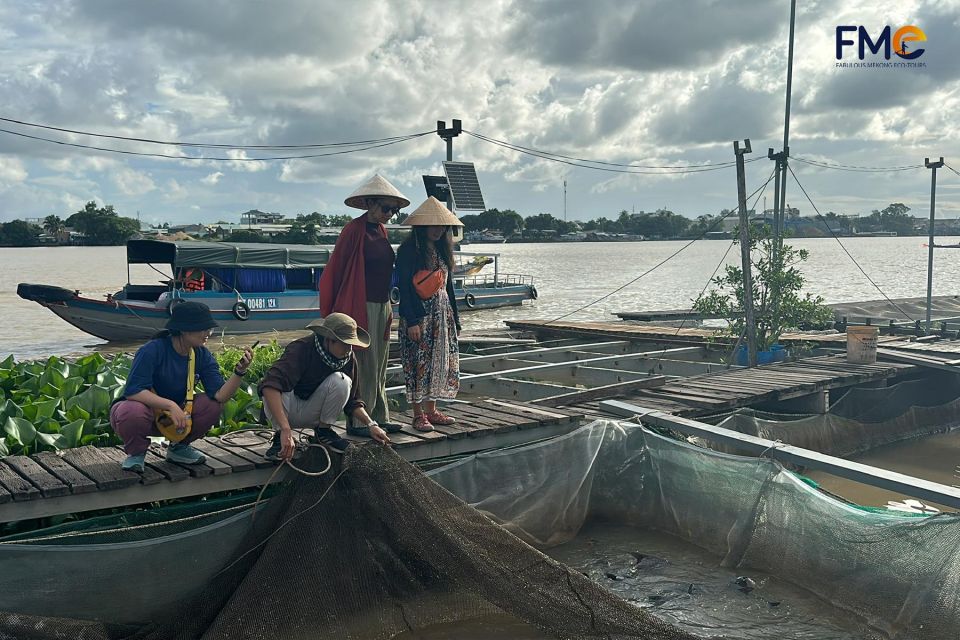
left=246, top=298, right=278, bottom=309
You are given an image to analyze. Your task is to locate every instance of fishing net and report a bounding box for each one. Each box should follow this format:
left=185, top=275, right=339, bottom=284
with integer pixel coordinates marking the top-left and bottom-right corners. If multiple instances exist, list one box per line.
left=0, top=439, right=698, bottom=640
left=700, top=377, right=960, bottom=457
left=433, top=423, right=960, bottom=640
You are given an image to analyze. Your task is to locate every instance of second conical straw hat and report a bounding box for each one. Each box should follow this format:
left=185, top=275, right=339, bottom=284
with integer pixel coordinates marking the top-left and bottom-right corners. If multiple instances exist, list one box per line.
left=343, top=174, right=410, bottom=209
left=403, top=196, right=464, bottom=226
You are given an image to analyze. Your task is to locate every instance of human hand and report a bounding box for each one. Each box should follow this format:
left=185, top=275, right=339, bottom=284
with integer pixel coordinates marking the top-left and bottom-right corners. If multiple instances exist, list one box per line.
left=369, top=424, right=391, bottom=445
left=235, top=347, right=254, bottom=375
left=280, top=428, right=297, bottom=460
left=167, top=403, right=189, bottom=429
left=407, top=326, right=422, bottom=341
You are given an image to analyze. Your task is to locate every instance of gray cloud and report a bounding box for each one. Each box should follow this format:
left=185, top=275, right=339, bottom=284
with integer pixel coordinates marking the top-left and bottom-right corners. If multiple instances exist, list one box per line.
left=507, top=0, right=784, bottom=72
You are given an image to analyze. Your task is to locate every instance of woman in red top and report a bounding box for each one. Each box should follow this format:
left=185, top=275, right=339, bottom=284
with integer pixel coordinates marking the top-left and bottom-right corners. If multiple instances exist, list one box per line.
left=318, top=174, right=408, bottom=434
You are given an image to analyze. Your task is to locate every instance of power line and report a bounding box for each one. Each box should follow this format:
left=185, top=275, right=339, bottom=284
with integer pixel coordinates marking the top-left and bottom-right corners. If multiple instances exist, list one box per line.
left=544, top=170, right=779, bottom=324
left=790, top=155, right=925, bottom=173
left=466, top=130, right=762, bottom=175
left=786, top=164, right=916, bottom=322
left=0, top=115, right=435, bottom=150
left=0, top=127, right=432, bottom=162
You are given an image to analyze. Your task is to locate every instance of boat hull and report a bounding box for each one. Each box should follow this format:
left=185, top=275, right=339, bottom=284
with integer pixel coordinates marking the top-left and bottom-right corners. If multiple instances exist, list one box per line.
left=21, top=284, right=536, bottom=342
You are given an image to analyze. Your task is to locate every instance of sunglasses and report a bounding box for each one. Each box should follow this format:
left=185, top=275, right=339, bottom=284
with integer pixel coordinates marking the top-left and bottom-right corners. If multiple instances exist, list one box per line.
left=379, top=204, right=401, bottom=215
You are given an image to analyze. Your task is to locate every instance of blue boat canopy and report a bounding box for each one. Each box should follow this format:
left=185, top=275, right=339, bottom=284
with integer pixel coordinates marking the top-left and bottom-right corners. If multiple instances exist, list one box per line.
left=126, top=240, right=333, bottom=270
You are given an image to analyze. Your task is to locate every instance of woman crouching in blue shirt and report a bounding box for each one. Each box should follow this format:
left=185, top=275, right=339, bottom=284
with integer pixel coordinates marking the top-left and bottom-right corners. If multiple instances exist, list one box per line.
left=109, top=302, right=252, bottom=473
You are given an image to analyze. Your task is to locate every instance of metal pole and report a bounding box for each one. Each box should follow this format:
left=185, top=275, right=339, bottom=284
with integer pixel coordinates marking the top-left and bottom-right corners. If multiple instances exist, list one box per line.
left=925, top=156, right=944, bottom=332
left=778, top=0, right=797, bottom=255
left=735, top=139, right=757, bottom=367
left=563, top=179, right=567, bottom=221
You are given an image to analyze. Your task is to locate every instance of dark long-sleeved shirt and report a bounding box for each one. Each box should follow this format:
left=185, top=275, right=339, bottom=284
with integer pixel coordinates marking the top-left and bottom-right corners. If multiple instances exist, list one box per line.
left=364, top=223, right=395, bottom=303
left=258, top=336, right=364, bottom=417
left=395, top=242, right=460, bottom=330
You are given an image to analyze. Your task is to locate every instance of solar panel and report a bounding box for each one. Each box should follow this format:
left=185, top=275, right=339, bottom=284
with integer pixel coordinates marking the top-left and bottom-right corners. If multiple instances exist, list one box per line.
left=422, top=175, right=450, bottom=202
left=442, top=161, right=486, bottom=211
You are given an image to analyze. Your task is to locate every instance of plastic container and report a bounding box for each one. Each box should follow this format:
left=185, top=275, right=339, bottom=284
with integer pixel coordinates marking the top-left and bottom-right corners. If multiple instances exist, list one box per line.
left=735, top=343, right=786, bottom=366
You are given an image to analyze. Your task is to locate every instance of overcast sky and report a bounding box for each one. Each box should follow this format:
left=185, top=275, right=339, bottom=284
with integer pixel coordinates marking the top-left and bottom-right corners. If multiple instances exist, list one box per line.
left=1, top=0, right=958, bottom=226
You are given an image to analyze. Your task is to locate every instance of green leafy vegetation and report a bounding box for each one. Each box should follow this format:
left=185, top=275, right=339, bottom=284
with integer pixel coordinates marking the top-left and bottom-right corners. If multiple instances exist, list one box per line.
left=693, top=224, right=834, bottom=353
left=0, top=343, right=284, bottom=458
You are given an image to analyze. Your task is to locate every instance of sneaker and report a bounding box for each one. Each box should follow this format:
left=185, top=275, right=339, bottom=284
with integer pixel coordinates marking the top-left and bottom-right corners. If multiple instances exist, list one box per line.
left=379, top=421, right=405, bottom=433
left=122, top=453, right=146, bottom=473
left=166, top=443, right=206, bottom=465
left=264, top=432, right=282, bottom=462
left=312, top=427, right=352, bottom=454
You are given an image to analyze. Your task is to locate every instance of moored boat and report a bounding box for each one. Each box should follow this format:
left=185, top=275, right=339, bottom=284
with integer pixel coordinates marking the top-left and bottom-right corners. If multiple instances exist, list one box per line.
left=18, top=239, right=537, bottom=341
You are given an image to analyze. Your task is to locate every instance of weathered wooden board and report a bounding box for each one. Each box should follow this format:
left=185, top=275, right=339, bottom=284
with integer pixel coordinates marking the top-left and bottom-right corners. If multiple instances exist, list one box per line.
left=61, top=446, right=141, bottom=491
left=3, top=455, right=70, bottom=498
left=32, top=451, right=98, bottom=495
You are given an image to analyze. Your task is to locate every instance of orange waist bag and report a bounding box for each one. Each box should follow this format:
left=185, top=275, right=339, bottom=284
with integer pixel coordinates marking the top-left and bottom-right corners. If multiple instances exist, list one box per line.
left=413, top=268, right=445, bottom=300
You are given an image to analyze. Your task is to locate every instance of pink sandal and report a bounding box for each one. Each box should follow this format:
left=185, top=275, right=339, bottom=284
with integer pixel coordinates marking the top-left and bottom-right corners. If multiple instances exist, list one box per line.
left=425, top=410, right=456, bottom=426
left=413, top=414, right=434, bottom=432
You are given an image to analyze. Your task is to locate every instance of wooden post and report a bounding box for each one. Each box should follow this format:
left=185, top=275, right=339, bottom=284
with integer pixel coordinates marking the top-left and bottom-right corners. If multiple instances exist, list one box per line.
left=734, top=139, right=757, bottom=366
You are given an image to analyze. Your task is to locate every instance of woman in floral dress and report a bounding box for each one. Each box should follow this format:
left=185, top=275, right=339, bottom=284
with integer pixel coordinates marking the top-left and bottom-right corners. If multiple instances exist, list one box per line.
left=395, top=197, right=464, bottom=431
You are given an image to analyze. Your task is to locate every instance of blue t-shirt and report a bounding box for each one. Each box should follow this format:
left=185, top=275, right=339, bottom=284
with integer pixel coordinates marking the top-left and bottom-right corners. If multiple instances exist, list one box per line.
left=123, top=337, right=225, bottom=406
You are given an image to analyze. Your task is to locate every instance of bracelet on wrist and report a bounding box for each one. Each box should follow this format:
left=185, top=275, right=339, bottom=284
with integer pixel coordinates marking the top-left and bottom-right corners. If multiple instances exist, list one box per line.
left=233, top=368, right=246, bottom=376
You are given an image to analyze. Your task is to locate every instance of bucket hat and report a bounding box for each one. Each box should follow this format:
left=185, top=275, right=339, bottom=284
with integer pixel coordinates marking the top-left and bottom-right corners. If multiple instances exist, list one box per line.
left=344, top=174, right=410, bottom=209
left=166, top=301, right=219, bottom=332
left=306, top=313, right=371, bottom=347
left=402, top=196, right=464, bottom=227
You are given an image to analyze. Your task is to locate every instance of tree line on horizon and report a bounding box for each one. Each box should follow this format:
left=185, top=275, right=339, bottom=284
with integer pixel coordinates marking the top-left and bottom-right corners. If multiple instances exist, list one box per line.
left=0, top=201, right=940, bottom=247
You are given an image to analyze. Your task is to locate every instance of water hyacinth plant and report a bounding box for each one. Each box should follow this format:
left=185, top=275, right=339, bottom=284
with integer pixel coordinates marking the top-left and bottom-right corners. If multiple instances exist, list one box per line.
left=0, top=341, right=283, bottom=458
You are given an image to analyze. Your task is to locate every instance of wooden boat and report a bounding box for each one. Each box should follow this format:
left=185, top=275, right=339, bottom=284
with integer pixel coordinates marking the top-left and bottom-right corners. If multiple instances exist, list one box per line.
left=17, top=240, right=538, bottom=341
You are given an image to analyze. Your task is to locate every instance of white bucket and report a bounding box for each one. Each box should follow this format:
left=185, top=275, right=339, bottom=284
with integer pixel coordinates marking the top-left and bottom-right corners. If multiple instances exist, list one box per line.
left=847, top=325, right=879, bottom=364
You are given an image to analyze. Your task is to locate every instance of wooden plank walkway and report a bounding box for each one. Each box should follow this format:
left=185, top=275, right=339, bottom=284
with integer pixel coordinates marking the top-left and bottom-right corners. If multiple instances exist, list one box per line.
left=573, top=355, right=915, bottom=419
left=0, top=399, right=583, bottom=523
left=504, top=319, right=884, bottom=346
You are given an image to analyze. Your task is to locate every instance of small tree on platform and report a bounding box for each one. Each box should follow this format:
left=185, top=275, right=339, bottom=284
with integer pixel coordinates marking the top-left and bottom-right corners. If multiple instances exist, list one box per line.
left=693, top=224, right=833, bottom=352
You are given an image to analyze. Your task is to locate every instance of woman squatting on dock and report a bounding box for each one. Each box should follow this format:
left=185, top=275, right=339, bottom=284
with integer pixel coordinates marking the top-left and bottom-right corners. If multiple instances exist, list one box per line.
left=110, top=302, right=253, bottom=473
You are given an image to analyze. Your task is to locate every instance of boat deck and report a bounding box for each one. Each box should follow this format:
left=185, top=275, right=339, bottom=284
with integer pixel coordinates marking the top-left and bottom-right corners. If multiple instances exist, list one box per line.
left=0, top=399, right=583, bottom=524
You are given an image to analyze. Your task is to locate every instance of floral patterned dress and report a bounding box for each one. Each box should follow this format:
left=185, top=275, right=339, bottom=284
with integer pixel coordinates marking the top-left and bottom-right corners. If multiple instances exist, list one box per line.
left=399, top=250, right=460, bottom=403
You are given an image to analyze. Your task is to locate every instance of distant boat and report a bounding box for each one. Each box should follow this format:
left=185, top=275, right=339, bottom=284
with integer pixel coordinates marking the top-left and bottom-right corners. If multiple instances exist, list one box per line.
left=464, top=230, right=506, bottom=243
left=18, top=240, right=538, bottom=341
left=851, top=231, right=898, bottom=237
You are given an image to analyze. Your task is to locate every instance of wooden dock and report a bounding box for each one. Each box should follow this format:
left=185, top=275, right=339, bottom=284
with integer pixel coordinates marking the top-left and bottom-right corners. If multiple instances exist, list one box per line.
left=0, top=399, right=583, bottom=524
left=504, top=319, right=874, bottom=346
left=573, top=355, right=915, bottom=419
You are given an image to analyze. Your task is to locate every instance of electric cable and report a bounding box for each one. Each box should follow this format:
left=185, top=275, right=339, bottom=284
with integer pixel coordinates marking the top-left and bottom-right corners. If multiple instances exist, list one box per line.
left=0, top=115, right=435, bottom=149
left=544, top=170, right=779, bottom=325
left=0, top=126, right=432, bottom=161
left=787, top=164, right=916, bottom=322
left=466, top=130, right=763, bottom=175
left=790, top=155, right=925, bottom=173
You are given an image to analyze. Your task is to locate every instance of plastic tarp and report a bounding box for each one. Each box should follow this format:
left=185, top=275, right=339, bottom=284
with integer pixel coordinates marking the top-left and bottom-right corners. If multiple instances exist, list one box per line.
left=126, top=240, right=332, bottom=269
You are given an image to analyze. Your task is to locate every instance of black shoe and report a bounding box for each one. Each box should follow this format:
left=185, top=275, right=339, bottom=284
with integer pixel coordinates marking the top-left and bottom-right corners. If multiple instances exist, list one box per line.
left=312, top=427, right=352, bottom=454
left=379, top=421, right=404, bottom=433
left=264, top=432, right=282, bottom=462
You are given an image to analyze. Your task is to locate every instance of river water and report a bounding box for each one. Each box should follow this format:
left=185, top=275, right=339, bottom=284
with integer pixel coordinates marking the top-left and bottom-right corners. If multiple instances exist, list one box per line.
left=4, top=236, right=960, bottom=359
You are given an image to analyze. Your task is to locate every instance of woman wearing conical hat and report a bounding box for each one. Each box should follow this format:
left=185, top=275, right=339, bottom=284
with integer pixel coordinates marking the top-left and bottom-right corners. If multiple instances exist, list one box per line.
left=395, top=197, right=463, bottom=431
left=318, top=174, right=408, bottom=434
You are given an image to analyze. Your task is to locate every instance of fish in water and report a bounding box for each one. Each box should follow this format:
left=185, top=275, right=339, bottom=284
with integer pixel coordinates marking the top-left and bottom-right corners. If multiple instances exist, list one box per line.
left=734, top=576, right=757, bottom=593
left=604, top=572, right=623, bottom=581
left=629, top=552, right=667, bottom=570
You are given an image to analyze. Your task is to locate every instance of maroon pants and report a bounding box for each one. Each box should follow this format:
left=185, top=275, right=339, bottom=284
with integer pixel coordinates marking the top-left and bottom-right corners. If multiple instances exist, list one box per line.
left=110, top=396, right=222, bottom=455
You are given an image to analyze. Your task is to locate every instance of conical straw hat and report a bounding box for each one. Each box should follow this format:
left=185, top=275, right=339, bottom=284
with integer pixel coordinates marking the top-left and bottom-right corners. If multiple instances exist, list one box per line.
left=403, top=196, right=464, bottom=226
left=343, top=174, right=410, bottom=209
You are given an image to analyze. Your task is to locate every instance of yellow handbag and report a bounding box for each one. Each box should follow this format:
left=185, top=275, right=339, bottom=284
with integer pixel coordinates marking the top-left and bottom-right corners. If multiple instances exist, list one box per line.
left=154, top=348, right=195, bottom=442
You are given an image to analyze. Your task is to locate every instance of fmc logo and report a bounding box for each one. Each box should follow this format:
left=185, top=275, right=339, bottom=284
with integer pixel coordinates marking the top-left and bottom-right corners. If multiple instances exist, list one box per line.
left=836, top=25, right=926, bottom=60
